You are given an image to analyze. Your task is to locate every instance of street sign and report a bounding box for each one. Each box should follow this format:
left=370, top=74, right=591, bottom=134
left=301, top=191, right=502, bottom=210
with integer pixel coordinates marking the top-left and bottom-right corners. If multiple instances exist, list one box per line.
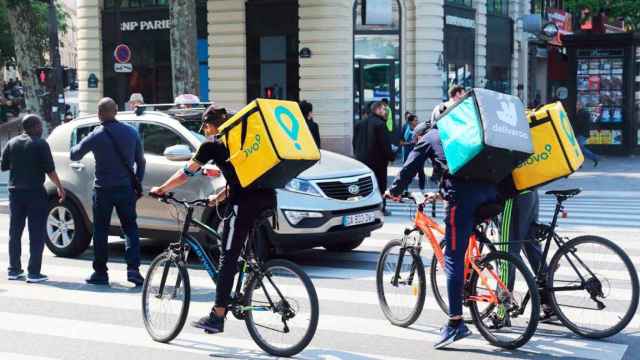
left=114, top=63, right=133, bottom=73
left=87, top=73, right=99, bottom=88
left=114, top=44, right=131, bottom=64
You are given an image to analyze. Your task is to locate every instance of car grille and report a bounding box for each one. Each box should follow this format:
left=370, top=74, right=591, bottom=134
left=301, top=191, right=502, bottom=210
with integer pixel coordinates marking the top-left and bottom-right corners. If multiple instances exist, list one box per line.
left=316, top=176, right=374, bottom=200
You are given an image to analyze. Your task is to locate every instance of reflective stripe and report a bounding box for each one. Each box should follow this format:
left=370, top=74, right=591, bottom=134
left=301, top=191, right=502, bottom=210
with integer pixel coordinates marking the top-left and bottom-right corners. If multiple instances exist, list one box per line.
left=225, top=205, right=239, bottom=251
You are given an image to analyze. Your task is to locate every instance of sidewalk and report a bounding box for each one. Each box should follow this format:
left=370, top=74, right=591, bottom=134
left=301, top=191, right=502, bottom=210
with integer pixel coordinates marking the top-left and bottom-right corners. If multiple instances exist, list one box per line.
left=388, top=155, right=640, bottom=198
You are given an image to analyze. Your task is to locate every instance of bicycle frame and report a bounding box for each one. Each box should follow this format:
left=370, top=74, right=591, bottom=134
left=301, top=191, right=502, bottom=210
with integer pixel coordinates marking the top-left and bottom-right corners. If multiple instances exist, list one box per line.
left=408, top=202, right=510, bottom=306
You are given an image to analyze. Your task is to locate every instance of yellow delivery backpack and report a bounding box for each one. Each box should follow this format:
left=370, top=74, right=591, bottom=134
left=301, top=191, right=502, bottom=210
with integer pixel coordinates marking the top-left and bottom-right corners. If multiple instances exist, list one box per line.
left=217, top=99, right=321, bottom=189
left=511, top=102, right=584, bottom=191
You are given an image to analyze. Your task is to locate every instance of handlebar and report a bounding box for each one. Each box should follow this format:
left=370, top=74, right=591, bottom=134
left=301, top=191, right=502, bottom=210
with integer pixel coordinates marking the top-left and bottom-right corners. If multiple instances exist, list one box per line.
left=385, top=192, right=440, bottom=217
left=149, top=192, right=209, bottom=208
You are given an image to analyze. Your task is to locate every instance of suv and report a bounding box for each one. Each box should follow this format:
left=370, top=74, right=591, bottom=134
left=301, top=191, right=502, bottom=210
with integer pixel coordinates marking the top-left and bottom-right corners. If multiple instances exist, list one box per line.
left=44, top=110, right=383, bottom=258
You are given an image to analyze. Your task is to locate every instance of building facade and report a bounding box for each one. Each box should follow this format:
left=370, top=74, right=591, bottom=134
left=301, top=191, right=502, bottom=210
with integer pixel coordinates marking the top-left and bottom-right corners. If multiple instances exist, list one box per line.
left=77, top=0, right=527, bottom=155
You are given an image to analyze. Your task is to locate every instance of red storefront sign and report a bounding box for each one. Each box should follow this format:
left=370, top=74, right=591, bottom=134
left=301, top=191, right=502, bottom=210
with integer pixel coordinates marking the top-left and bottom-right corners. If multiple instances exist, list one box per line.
left=547, top=9, right=573, bottom=46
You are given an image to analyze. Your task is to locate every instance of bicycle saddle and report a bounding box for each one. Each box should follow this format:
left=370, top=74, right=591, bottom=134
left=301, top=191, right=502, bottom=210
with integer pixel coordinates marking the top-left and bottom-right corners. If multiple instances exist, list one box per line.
left=545, top=188, right=581, bottom=197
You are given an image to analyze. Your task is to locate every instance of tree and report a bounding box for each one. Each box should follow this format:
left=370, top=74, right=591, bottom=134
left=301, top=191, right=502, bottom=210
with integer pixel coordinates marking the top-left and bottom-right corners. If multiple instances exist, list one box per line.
left=0, top=0, right=16, bottom=80
left=169, top=0, right=199, bottom=99
left=564, top=0, right=640, bottom=32
left=4, top=0, right=68, bottom=116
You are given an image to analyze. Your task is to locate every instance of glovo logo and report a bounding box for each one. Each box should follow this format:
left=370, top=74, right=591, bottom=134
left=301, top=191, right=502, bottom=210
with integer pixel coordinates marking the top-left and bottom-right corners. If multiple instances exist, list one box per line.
left=559, top=111, right=580, bottom=158
left=517, top=144, right=552, bottom=168
left=243, top=134, right=261, bottom=158
left=274, top=105, right=302, bottom=151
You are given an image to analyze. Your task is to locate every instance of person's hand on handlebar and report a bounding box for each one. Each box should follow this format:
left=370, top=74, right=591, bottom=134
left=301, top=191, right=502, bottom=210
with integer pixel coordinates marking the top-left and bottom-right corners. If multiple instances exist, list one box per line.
left=150, top=186, right=168, bottom=197
left=424, top=192, right=442, bottom=203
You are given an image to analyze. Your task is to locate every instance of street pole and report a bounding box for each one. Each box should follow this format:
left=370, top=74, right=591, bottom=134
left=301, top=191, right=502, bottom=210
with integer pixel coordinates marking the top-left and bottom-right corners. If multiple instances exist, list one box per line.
left=47, top=0, right=64, bottom=128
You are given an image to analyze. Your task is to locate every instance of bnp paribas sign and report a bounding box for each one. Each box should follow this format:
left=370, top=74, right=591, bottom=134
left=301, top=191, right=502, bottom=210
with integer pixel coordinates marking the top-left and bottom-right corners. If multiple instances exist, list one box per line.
left=120, top=19, right=170, bottom=32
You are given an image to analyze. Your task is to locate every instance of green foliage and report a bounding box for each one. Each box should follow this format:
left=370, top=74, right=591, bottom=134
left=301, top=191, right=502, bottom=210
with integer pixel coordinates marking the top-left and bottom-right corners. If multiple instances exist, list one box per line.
left=564, top=0, right=640, bottom=31
left=1, top=0, right=69, bottom=65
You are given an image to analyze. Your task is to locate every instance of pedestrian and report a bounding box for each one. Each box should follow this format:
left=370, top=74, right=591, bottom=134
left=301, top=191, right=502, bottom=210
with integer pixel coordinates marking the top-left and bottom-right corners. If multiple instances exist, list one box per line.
left=353, top=101, right=396, bottom=215
left=63, top=111, right=73, bottom=123
left=403, top=114, right=426, bottom=190
left=1, top=114, right=66, bottom=282
left=299, top=100, right=321, bottom=148
left=127, top=93, right=144, bottom=111
left=70, top=97, right=146, bottom=286
left=175, top=94, right=201, bottom=109
left=574, top=102, right=600, bottom=167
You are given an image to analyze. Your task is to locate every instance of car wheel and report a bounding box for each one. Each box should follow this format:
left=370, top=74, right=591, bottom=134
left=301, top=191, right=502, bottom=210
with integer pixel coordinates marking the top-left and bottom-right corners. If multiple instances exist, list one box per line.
left=45, top=198, right=91, bottom=258
left=324, top=236, right=366, bottom=252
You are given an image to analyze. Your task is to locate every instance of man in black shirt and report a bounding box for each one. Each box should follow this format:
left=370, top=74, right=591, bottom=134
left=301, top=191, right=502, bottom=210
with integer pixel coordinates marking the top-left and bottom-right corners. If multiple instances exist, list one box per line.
left=151, top=105, right=275, bottom=334
left=1, top=114, right=65, bottom=282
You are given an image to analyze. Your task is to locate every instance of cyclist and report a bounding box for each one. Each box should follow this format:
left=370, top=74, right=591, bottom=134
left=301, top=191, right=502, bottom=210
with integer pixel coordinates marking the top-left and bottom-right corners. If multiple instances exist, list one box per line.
left=150, top=105, right=276, bottom=334
left=501, top=189, right=556, bottom=322
left=386, top=126, right=498, bottom=349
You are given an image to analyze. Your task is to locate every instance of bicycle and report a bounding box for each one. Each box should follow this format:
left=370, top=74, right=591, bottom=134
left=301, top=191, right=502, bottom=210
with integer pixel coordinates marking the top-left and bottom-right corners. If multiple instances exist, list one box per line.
left=516, top=188, right=639, bottom=339
left=141, top=192, right=319, bottom=357
left=376, top=193, right=540, bottom=349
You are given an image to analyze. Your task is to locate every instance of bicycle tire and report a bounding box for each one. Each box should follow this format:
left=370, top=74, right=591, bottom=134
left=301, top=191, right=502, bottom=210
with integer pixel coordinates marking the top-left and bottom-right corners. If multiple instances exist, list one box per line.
left=376, top=239, right=426, bottom=327
left=244, top=259, right=319, bottom=357
left=469, top=251, right=540, bottom=349
left=547, top=235, right=639, bottom=339
left=142, top=252, right=191, bottom=343
left=430, top=241, right=449, bottom=316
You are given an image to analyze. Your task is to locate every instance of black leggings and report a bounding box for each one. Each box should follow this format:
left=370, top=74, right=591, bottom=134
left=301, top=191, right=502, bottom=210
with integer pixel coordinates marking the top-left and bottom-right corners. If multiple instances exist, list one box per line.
left=215, top=189, right=276, bottom=309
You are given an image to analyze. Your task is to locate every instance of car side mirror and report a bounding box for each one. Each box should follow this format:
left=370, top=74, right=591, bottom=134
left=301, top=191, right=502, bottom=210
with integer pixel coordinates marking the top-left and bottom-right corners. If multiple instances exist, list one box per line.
left=163, top=144, right=193, bottom=161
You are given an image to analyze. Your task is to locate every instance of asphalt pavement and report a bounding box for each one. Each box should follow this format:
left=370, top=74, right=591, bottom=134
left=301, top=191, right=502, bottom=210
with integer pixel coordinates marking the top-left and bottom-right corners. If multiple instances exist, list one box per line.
left=0, top=157, right=638, bottom=359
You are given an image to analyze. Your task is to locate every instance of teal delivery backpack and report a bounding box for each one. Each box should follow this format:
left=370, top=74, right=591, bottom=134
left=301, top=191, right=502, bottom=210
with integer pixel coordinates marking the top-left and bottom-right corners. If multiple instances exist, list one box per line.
left=438, top=88, right=533, bottom=183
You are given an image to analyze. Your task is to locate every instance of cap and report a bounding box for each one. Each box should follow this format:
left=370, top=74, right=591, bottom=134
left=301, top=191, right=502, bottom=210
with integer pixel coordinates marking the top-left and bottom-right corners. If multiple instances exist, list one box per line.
left=200, top=105, right=228, bottom=131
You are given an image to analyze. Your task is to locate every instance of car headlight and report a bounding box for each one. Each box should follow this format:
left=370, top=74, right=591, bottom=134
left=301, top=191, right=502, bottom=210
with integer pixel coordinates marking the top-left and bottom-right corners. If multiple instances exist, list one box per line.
left=283, top=210, right=324, bottom=225
left=284, top=178, right=322, bottom=197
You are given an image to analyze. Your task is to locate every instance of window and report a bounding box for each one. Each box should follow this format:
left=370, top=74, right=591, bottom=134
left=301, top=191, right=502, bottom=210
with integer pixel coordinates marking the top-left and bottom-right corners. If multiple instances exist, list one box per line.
left=487, top=0, right=509, bottom=16
left=139, top=123, right=191, bottom=156
left=486, top=65, right=511, bottom=94
left=446, top=0, right=472, bottom=7
left=71, top=124, right=99, bottom=147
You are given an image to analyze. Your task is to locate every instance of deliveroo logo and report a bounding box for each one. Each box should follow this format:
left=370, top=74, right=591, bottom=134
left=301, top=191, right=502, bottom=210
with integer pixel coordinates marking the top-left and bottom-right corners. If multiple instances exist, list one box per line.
left=274, top=105, right=302, bottom=150
left=517, top=144, right=553, bottom=168
left=496, top=100, right=518, bottom=127
left=559, top=110, right=580, bottom=158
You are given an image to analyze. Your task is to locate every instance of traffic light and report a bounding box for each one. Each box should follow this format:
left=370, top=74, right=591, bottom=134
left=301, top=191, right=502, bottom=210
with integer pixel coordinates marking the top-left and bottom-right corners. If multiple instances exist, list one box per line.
left=36, top=67, right=53, bottom=86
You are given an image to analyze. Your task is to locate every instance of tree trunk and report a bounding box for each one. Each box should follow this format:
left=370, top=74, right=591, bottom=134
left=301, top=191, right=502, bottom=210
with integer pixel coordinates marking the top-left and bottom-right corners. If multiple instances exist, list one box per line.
left=169, top=0, right=200, bottom=99
left=7, top=3, right=45, bottom=116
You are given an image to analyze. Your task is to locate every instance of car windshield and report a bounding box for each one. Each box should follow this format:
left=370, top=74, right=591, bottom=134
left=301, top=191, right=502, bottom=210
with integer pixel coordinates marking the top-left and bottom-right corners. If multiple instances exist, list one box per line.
left=178, top=120, right=206, bottom=143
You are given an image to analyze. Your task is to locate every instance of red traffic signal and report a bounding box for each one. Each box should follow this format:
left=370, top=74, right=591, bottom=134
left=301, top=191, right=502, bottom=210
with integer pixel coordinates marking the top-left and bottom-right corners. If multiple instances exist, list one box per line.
left=36, top=67, right=52, bottom=85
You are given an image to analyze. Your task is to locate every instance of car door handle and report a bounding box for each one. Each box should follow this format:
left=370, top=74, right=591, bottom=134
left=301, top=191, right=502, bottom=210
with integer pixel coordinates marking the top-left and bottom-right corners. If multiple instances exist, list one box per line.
left=70, top=162, right=84, bottom=171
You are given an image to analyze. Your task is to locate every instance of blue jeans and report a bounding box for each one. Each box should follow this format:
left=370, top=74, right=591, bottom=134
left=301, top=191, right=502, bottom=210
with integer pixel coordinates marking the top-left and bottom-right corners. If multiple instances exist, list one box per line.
left=8, top=189, right=48, bottom=275
left=92, top=186, right=140, bottom=274
left=444, top=180, right=498, bottom=317
left=578, top=135, right=599, bottom=163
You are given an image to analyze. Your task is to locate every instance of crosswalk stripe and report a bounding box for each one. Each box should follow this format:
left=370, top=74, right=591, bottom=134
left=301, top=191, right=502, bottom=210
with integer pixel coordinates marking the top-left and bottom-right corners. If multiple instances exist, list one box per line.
left=1, top=261, right=637, bottom=327
left=0, top=353, right=61, bottom=360
left=0, top=309, right=628, bottom=360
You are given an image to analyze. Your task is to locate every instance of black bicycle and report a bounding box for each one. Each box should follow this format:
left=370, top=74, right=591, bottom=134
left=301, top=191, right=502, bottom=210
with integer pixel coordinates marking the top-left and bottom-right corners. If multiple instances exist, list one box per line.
left=517, top=189, right=638, bottom=339
left=141, top=193, right=319, bottom=357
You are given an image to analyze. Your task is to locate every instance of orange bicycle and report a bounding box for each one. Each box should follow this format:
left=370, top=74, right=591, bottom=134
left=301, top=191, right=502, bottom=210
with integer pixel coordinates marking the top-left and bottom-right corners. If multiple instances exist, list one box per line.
left=376, top=193, right=540, bottom=349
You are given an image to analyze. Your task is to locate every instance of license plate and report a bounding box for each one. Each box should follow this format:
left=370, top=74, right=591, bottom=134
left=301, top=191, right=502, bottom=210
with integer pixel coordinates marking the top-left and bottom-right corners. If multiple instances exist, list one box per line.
left=343, top=212, right=376, bottom=227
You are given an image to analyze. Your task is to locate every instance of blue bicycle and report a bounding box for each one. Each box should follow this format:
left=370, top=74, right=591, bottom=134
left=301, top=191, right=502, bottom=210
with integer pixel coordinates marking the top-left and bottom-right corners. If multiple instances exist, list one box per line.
left=141, top=193, right=319, bottom=357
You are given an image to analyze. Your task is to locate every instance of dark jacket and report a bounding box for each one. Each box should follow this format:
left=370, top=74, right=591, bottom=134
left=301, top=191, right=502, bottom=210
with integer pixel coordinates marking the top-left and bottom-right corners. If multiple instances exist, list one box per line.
left=353, top=114, right=395, bottom=170
left=70, top=119, right=145, bottom=188
left=1, top=133, right=55, bottom=191
left=306, top=118, right=321, bottom=149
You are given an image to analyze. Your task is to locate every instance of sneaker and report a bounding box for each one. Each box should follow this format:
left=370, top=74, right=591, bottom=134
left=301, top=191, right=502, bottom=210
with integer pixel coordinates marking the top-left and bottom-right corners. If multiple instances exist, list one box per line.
left=540, top=306, right=559, bottom=324
left=192, top=313, right=225, bottom=334
left=8, top=270, right=26, bottom=281
left=127, top=270, right=144, bottom=287
left=434, top=321, right=472, bottom=349
left=85, top=272, right=109, bottom=285
left=26, top=274, right=48, bottom=283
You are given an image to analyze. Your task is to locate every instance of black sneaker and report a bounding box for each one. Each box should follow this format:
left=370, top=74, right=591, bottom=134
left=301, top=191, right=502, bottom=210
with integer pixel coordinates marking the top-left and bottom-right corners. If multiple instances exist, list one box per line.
left=86, top=272, right=109, bottom=285
left=127, top=270, right=144, bottom=286
left=540, top=306, right=559, bottom=324
left=8, top=270, right=26, bottom=281
left=26, top=274, right=48, bottom=283
left=192, top=313, right=225, bottom=334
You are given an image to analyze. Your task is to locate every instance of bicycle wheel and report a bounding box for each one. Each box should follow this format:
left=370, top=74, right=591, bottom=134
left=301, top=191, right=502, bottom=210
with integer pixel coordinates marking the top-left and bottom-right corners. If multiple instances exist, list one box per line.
left=469, top=251, right=539, bottom=349
left=142, top=252, right=190, bottom=343
left=548, top=235, right=639, bottom=339
left=376, top=239, right=426, bottom=327
left=244, top=259, right=319, bottom=357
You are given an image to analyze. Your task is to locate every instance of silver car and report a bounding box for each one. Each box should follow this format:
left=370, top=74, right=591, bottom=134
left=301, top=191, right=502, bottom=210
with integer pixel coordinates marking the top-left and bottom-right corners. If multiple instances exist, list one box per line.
left=44, top=110, right=383, bottom=258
